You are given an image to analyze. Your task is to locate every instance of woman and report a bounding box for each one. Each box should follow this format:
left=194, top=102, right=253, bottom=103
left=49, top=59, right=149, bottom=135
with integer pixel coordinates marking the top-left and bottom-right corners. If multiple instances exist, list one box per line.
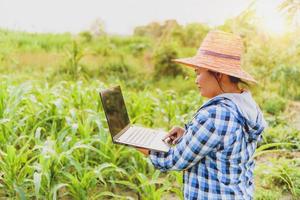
left=137, top=30, right=267, bottom=200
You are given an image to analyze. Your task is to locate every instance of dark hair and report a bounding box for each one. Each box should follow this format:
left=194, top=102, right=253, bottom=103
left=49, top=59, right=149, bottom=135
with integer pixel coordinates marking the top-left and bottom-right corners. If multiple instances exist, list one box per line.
left=208, top=70, right=249, bottom=86
left=228, top=75, right=249, bottom=86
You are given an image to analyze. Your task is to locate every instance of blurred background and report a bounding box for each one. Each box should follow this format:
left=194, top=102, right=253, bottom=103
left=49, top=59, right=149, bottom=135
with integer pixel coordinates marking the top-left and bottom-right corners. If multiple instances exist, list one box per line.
left=0, top=0, right=300, bottom=199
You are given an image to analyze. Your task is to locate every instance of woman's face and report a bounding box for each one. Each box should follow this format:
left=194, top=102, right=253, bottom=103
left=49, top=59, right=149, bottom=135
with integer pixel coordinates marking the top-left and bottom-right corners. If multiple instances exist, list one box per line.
left=194, top=68, right=221, bottom=98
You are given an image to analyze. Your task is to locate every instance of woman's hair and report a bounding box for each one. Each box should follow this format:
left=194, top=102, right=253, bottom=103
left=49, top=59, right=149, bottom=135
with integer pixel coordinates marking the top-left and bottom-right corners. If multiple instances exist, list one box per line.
left=208, top=70, right=249, bottom=86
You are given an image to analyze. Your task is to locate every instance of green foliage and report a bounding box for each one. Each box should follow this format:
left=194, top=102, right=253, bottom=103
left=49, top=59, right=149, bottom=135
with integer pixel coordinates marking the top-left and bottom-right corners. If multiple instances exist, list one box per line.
left=262, top=94, right=287, bottom=115
left=134, top=20, right=209, bottom=48
left=58, top=40, right=86, bottom=79
left=254, top=158, right=300, bottom=199
left=0, top=79, right=188, bottom=198
left=79, top=31, right=93, bottom=43
left=271, top=65, right=300, bottom=100
left=254, top=188, right=282, bottom=200
left=262, top=125, right=300, bottom=148
left=177, top=23, right=210, bottom=47
left=1, top=16, right=300, bottom=199
left=134, top=21, right=166, bottom=38
left=0, top=29, right=72, bottom=52
left=153, top=43, right=184, bottom=78
left=100, top=57, right=133, bottom=79
left=126, top=88, right=203, bottom=130
left=279, top=0, right=300, bottom=25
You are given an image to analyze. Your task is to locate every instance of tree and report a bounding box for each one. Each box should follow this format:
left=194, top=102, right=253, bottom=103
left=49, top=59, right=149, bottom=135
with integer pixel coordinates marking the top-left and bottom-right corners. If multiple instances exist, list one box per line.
left=279, top=0, right=300, bottom=26
left=89, top=18, right=106, bottom=36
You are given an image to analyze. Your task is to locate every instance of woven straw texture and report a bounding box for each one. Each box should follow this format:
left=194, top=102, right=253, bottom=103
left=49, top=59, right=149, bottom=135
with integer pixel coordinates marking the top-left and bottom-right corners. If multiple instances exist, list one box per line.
left=173, top=30, right=257, bottom=84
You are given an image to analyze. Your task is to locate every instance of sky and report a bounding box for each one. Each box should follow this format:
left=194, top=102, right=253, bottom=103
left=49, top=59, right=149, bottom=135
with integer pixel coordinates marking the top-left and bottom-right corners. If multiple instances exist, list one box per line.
left=0, top=0, right=291, bottom=35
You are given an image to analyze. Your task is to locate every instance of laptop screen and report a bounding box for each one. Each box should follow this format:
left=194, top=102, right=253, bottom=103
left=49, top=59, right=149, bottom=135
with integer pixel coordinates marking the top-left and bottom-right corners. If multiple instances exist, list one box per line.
left=100, top=86, right=130, bottom=138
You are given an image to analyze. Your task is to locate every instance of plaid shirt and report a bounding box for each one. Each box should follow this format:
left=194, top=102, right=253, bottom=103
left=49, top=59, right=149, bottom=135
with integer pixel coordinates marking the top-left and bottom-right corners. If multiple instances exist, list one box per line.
left=149, top=97, right=265, bottom=200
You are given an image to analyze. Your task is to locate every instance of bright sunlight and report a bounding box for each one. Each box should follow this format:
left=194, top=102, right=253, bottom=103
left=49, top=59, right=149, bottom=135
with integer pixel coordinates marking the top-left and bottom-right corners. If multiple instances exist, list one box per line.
left=255, top=0, right=288, bottom=35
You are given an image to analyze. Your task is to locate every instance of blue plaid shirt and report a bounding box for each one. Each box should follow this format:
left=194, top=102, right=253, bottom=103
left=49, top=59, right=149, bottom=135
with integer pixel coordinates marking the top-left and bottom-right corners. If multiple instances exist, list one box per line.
left=149, top=96, right=266, bottom=200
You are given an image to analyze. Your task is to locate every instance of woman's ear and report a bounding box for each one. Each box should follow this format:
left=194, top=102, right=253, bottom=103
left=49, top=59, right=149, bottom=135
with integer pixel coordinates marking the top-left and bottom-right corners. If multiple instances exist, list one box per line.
left=216, top=72, right=223, bottom=81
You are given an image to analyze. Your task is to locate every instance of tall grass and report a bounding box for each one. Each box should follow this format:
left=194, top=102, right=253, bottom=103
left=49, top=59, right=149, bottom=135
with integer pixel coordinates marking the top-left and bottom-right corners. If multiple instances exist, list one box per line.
left=0, top=23, right=300, bottom=199
left=0, top=78, right=195, bottom=198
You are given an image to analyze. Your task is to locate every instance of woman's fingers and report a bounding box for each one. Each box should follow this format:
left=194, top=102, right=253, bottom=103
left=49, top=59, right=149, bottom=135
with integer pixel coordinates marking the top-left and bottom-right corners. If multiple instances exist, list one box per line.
left=170, top=127, right=185, bottom=144
left=163, top=127, right=184, bottom=145
left=163, top=128, right=178, bottom=140
left=172, top=136, right=182, bottom=144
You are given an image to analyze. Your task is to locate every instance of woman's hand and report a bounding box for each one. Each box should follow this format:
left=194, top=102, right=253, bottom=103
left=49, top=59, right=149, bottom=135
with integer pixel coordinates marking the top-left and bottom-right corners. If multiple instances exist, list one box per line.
left=163, top=126, right=185, bottom=145
left=135, top=126, right=185, bottom=156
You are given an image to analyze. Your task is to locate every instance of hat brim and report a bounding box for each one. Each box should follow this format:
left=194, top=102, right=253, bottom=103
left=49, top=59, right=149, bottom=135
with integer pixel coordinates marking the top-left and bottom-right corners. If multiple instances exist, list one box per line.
left=172, top=57, right=258, bottom=84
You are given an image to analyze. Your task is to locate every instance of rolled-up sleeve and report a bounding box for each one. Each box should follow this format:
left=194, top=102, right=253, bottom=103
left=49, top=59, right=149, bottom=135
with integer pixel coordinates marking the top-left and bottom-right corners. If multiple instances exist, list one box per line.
left=149, top=106, right=225, bottom=171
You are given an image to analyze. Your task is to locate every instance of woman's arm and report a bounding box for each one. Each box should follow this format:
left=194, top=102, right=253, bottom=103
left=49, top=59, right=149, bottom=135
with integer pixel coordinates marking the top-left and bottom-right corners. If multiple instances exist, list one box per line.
left=148, top=106, right=233, bottom=171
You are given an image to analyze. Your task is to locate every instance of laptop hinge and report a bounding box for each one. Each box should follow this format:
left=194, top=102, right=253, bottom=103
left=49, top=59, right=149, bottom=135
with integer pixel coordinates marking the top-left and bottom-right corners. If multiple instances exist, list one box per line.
left=113, top=124, right=131, bottom=141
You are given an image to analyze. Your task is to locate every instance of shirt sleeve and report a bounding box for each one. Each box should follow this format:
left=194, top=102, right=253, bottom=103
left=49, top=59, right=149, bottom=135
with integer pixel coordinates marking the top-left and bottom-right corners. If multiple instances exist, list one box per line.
left=149, top=106, right=225, bottom=171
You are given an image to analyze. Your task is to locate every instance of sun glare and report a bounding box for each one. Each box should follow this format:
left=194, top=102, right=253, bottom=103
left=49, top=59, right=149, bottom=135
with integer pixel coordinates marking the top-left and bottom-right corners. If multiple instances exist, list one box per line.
left=255, top=0, right=288, bottom=35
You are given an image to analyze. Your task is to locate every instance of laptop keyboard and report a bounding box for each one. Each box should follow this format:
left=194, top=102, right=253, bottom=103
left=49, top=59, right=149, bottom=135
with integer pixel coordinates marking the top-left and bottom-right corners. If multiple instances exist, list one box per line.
left=122, top=127, right=156, bottom=146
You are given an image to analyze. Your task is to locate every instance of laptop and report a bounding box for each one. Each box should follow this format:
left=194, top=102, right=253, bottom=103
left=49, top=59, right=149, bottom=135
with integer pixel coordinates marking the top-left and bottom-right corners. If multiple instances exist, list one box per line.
left=99, top=86, right=170, bottom=152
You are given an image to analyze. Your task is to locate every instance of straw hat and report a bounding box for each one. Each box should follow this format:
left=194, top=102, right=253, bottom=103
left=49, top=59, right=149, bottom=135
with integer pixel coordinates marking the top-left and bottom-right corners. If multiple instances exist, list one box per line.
left=172, top=30, right=257, bottom=84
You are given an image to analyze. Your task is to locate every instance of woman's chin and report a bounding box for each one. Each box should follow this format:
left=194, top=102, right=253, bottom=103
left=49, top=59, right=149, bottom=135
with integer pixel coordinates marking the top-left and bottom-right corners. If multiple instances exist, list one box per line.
left=200, top=91, right=211, bottom=98
left=199, top=90, right=205, bottom=96
left=198, top=88, right=208, bottom=98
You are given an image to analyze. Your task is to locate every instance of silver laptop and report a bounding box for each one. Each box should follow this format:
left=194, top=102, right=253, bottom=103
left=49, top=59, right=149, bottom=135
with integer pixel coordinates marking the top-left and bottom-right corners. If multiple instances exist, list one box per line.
left=99, top=86, right=170, bottom=152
